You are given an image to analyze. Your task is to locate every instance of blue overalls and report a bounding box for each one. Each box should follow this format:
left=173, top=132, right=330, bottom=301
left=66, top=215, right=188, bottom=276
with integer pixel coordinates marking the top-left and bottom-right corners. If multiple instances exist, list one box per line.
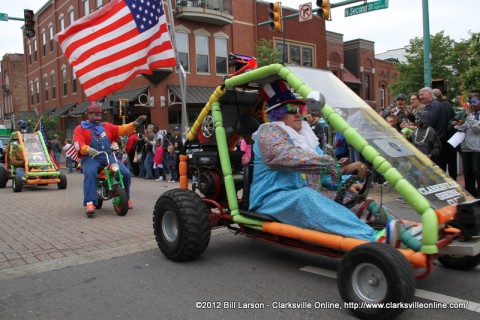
left=81, top=128, right=131, bottom=206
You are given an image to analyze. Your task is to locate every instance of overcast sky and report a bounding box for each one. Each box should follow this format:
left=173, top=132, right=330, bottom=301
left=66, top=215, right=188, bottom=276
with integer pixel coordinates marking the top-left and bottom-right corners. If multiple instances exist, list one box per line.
left=0, top=0, right=477, bottom=59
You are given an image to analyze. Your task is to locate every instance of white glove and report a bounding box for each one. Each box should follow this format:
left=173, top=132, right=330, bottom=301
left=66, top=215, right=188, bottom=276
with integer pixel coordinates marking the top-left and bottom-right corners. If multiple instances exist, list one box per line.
left=87, top=148, right=99, bottom=157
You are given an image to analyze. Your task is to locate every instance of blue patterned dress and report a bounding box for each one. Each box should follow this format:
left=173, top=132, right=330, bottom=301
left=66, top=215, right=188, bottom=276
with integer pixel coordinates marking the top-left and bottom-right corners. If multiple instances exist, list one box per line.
left=249, top=123, right=377, bottom=242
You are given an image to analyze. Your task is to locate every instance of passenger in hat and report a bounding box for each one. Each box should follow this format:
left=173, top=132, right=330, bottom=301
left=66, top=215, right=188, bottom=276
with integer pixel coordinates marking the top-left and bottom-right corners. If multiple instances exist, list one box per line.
left=249, top=80, right=400, bottom=244
left=73, top=101, right=147, bottom=216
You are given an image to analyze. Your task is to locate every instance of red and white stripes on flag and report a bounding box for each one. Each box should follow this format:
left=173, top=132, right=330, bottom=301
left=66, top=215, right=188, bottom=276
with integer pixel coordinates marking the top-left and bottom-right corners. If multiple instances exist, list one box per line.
left=54, top=0, right=176, bottom=101
left=65, top=144, right=80, bottom=163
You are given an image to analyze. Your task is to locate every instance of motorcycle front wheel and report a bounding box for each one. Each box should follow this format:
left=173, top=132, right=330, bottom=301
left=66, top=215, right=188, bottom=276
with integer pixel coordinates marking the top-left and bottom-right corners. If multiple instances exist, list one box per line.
left=113, top=186, right=129, bottom=216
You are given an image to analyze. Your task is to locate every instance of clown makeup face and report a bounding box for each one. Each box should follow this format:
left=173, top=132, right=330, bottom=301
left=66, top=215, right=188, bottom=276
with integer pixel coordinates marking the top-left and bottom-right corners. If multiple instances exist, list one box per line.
left=88, top=112, right=103, bottom=126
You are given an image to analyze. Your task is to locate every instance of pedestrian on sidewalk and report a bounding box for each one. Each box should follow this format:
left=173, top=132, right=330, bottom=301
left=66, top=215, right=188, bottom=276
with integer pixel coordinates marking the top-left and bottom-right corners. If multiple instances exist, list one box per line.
left=153, top=140, right=166, bottom=181
left=166, top=145, right=178, bottom=182
left=62, top=139, right=74, bottom=173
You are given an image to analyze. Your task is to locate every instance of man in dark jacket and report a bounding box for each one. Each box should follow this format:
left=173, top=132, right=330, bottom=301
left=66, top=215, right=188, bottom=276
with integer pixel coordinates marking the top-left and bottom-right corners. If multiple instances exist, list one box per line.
left=305, top=112, right=325, bottom=148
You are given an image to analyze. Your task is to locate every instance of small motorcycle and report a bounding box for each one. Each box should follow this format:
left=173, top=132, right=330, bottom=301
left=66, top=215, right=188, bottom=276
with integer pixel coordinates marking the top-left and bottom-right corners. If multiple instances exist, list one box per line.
left=94, top=151, right=129, bottom=216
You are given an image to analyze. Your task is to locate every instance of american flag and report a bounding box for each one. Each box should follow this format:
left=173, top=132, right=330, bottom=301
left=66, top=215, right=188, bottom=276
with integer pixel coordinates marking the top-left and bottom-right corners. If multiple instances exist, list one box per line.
left=65, top=144, right=80, bottom=163
left=38, top=118, right=48, bottom=144
left=55, top=0, right=176, bottom=101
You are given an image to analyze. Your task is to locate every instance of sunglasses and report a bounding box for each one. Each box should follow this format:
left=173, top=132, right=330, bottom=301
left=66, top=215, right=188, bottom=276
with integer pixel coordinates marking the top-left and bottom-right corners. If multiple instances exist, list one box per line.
left=285, top=108, right=303, bottom=114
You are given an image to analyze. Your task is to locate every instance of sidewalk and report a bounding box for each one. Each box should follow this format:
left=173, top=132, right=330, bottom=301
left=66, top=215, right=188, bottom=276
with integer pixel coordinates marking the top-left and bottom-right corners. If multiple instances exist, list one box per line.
left=0, top=172, right=180, bottom=280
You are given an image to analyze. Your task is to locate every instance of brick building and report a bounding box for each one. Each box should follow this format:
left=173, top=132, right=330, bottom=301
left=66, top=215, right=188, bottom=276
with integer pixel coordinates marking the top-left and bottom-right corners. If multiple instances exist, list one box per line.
left=0, top=53, right=29, bottom=128
left=1, top=0, right=399, bottom=139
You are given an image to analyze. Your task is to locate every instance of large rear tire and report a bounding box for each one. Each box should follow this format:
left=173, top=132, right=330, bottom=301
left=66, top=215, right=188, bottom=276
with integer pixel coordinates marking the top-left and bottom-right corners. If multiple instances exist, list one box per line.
left=113, top=186, right=129, bottom=216
left=12, top=175, right=23, bottom=193
left=338, top=243, right=416, bottom=320
left=153, top=189, right=211, bottom=261
left=438, top=254, right=480, bottom=271
left=58, top=174, right=67, bottom=189
left=0, top=166, right=7, bottom=188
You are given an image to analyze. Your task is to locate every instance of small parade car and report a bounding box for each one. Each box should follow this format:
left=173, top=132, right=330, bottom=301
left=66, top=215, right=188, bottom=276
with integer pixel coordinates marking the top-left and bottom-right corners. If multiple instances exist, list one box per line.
left=152, top=64, right=479, bottom=319
left=0, top=131, right=67, bottom=192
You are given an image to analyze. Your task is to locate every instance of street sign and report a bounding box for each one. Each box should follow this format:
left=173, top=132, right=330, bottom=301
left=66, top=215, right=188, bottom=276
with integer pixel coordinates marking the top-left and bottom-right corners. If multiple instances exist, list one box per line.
left=345, top=0, right=389, bottom=17
left=0, top=12, right=8, bottom=21
left=299, top=2, right=313, bottom=22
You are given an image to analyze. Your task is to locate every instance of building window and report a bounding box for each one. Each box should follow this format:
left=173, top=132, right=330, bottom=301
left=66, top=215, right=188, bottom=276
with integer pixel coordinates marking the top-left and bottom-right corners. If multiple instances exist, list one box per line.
left=62, top=67, right=68, bottom=96
left=83, top=0, right=90, bottom=16
left=72, top=68, right=77, bottom=93
left=176, top=32, right=189, bottom=72
left=44, top=75, right=49, bottom=101
left=42, top=32, right=46, bottom=56
left=30, top=83, right=34, bottom=105
left=69, top=9, right=75, bottom=25
left=49, top=25, right=54, bottom=52
left=96, top=0, right=103, bottom=9
left=364, top=74, right=371, bottom=100
left=302, top=47, right=312, bottom=67
left=215, top=37, right=227, bottom=75
left=60, top=16, right=65, bottom=31
left=35, top=80, right=40, bottom=104
left=380, top=87, right=385, bottom=109
left=66, top=119, right=77, bottom=140
left=274, top=40, right=314, bottom=66
left=28, top=44, right=32, bottom=64
left=34, top=39, right=38, bottom=61
left=51, top=73, right=56, bottom=99
left=195, top=34, right=209, bottom=73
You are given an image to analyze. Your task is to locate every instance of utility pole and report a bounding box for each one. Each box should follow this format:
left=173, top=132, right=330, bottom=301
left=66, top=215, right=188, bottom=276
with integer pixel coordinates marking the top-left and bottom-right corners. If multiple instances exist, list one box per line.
left=422, top=0, right=432, bottom=87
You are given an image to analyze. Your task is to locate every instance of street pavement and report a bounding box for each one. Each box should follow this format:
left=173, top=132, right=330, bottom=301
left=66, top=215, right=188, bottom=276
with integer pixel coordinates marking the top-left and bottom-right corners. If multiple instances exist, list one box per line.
left=0, top=169, right=463, bottom=280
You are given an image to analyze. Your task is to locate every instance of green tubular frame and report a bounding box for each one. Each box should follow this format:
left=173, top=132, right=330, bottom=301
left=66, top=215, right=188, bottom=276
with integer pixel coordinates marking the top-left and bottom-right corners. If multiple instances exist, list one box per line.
left=192, top=63, right=438, bottom=254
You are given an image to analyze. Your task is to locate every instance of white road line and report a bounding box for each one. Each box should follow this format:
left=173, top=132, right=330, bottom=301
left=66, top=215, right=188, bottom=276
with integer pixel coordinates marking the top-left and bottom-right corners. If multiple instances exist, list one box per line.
left=300, top=265, right=480, bottom=313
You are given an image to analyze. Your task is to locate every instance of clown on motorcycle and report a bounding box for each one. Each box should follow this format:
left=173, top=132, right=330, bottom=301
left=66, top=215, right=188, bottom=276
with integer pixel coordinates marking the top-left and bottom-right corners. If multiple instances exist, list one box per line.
left=73, top=102, right=146, bottom=215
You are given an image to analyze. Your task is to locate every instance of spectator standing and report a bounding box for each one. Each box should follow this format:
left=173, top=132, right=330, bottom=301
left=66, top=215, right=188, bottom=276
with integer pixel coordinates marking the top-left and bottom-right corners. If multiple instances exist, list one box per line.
left=418, top=87, right=449, bottom=168
left=50, top=135, right=63, bottom=166
left=124, top=132, right=138, bottom=174
left=433, top=89, right=457, bottom=179
left=411, top=112, right=441, bottom=159
left=166, top=145, right=178, bottom=182
left=135, top=133, right=146, bottom=179
left=454, top=95, right=480, bottom=197
left=143, top=133, right=155, bottom=179
left=172, top=127, right=184, bottom=154
left=333, top=131, right=348, bottom=159
left=305, top=112, right=325, bottom=149
left=154, top=140, right=166, bottom=181
left=62, top=139, right=74, bottom=173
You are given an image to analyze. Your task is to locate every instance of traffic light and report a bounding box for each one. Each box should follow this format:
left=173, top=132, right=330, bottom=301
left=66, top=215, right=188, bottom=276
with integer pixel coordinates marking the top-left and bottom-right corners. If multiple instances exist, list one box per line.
left=316, top=0, right=331, bottom=20
left=110, top=100, right=119, bottom=115
left=24, top=9, right=35, bottom=38
left=268, top=2, right=282, bottom=31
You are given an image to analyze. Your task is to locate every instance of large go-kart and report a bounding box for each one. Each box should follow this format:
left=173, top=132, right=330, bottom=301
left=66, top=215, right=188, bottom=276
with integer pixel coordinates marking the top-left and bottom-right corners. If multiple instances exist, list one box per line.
left=152, top=64, right=480, bottom=319
left=0, top=131, right=67, bottom=192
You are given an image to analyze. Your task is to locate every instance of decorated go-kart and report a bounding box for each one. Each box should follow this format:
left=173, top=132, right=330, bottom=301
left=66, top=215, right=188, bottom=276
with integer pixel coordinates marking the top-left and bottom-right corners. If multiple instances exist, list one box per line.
left=0, top=131, right=67, bottom=192
left=152, top=64, right=479, bottom=319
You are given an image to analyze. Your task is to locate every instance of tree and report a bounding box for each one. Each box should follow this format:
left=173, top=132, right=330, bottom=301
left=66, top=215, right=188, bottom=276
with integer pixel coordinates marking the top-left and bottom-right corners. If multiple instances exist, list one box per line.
left=390, top=31, right=458, bottom=99
left=255, top=38, right=282, bottom=67
left=456, top=32, right=480, bottom=96
left=390, top=31, right=480, bottom=102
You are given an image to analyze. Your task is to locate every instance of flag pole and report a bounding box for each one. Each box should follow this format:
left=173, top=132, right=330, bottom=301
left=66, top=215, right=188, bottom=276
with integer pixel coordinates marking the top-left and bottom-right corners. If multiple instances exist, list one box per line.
left=165, top=0, right=187, bottom=143
left=33, top=115, right=44, bottom=132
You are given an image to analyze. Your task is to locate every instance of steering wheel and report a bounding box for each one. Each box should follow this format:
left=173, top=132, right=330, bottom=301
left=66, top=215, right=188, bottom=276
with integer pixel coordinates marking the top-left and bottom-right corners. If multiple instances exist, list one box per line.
left=334, top=170, right=372, bottom=208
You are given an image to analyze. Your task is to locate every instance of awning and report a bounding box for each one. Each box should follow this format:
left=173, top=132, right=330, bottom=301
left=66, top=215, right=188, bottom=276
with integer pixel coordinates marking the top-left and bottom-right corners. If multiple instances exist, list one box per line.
left=50, top=103, right=77, bottom=117
left=104, top=86, right=148, bottom=108
left=67, top=87, right=148, bottom=116
left=168, top=85, right=216, bottom=104
left=343, top=67, right=361, bottom=84
left=67, top=101, right=91, bottom=116
left=39, top=107, right=56, bottom=117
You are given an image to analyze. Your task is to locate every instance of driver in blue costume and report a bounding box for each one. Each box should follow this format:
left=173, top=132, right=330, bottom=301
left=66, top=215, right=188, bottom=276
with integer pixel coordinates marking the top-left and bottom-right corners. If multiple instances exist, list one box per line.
left=249, top=80, right=400, bottom=244
left=73, top=102, right=146, bottom=216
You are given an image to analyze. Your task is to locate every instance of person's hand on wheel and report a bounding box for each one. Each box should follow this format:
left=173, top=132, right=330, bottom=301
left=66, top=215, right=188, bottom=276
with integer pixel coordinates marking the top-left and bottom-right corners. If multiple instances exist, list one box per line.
left=87, top=147, right=98, bottom=157
left=343, top=161, right=368, bottom=179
